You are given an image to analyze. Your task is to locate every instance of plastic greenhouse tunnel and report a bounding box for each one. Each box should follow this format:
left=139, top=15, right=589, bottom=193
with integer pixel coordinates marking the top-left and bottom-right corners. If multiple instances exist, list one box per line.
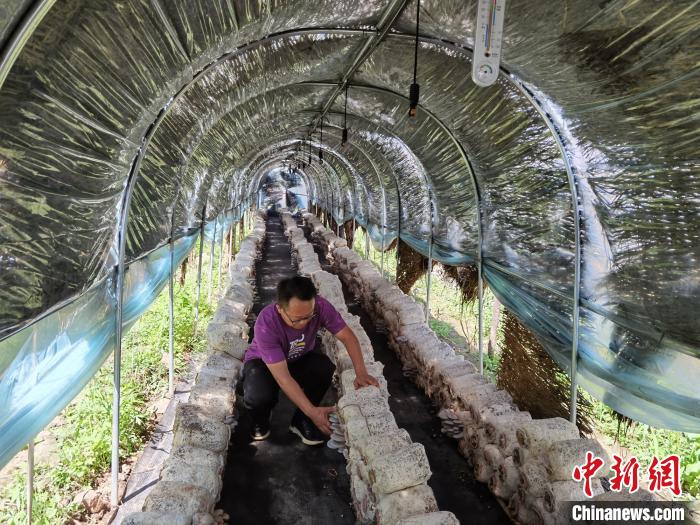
left=0, top=1, right=698, bottom=524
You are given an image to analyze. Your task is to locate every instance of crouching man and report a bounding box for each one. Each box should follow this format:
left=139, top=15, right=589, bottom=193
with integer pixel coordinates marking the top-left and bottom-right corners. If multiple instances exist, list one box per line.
left=241, top=275, right=379, bottom=445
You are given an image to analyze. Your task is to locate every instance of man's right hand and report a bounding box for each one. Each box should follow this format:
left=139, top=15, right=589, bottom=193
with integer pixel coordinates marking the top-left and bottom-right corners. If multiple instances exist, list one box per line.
left=308, top=406, right=336, bottom=435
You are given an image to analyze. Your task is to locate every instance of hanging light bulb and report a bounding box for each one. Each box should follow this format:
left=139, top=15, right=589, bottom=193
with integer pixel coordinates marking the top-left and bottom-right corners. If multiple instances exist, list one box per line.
left=409, top=0, right=420, bottom=117
left=409, top=83, right=419, bottom=117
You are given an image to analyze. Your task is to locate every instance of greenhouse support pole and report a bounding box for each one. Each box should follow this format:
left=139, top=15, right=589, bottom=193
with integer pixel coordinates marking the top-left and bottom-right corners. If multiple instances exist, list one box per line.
left=570, top=293, right=581, bottom=424
left=207, top=220, right=217, bottom=303
left=165, top=179, right=187, bottom=398
left=223, top=218, right=229, bottom=272
left=379, top=168, right=387, bottom=279
left=507, top=79, right=583, bottom=424
left=425, top=187, right=436, bottom=324
left=425, top=238, right=433, bottom=323
left=478, top=265, right=484, bottom=375
left=111, top=273, right=123, bottom=507
left=228, top=219, right=234, bottom=266
left=168, top=234, right=175, bottom=396
left=365, top=227, right=370, bottom=259
left=218, top=220, right=224, bottom=295
left=380, top=225, right=386, bottom=276
left=337, top=201, right=341, bottom=237
left=111, top=151, right=143, bottom=508
left=230, top=219, right=235, bottom=263
left=233, top=207, right=238, bottom=256
left=27, top=439, right=34, bottom=525
left=352, top=217, right=356, bottom=247
left=194, top=202, right=207, bottom=333
left=395, top=222, right=400, bottom=284
left=394, top=176, right=402, bottom=284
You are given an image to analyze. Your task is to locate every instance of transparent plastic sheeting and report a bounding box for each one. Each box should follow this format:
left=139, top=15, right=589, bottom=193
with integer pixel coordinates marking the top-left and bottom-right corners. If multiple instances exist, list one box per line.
left=484, top=266, right=700, bottom=432
left=332, top=215, right=699, bottom=432
left=0, top=0, right=697, bottom=434
left=259, top=167, right=309, bottom=211
left=0, top=232, right=196, bottom=468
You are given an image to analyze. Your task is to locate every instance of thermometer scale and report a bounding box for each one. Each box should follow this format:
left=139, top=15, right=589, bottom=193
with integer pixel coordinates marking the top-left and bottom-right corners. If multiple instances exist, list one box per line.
left=472, top=0, right=507, bottom=87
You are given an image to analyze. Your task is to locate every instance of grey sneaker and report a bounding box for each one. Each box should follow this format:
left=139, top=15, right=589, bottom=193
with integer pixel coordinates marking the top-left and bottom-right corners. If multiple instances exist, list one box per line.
left=251, top=421, right=271, bottom=441
left=289, top=416, right=326, bottom=446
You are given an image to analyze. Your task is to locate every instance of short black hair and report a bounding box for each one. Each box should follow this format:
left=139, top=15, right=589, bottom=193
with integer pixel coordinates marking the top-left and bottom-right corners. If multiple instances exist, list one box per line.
left=277, top=276, right=317, bottom=305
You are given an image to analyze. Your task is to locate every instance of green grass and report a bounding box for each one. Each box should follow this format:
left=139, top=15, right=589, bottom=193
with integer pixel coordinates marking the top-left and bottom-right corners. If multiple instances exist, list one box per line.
left=0, top=231, right=233, bottom=524
left=429, top=318, right=452, bottom=339
left=592, top=404, right=700, bottom=498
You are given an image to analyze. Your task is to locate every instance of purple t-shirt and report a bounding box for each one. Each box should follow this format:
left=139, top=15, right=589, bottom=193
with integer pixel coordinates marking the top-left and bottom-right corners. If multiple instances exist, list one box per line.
left=244, top=296, right=346, bottom=364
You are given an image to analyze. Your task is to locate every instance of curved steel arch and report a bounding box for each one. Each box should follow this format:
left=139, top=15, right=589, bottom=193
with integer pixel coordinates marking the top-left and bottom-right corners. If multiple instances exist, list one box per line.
left=320, top=115, right=425, bottom=233
left=120, top=27, right=542, bottom=266
left=246, top=140, right=361, bottom=219
left=221, top=122, right=391, bottom=215
left=243, top=142, right=371, bottom=233
left=215, top=108, right=427, bottom=236
left=178, top=92, right=457, bottom=247
left=229, top=139, right=362, bottom=219
left=60, top=20, right=578, bottom=428
left=235, top=141, right=344, bottom=211
left=302, top=81, right=480, bottom=243
left=244, top=151, right=328, bottom=207
left=4, top=24, right=574, bottom=291
left=248, top=156, right=317, bottom=209
left=238, top=138, right=377, bottom=232
left=118, top=28, right=575, bottom=304
left=248, top=155, right=333, bottom=214
left=216, top=110, right=400, bottom=228
left=0, top=6, right=607, bottom=490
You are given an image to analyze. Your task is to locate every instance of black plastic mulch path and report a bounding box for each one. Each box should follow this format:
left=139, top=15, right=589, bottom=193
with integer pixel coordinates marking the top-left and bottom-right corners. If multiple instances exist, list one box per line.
left=218, top=213, right=354, bottom=525
left=218, top=214, right=511, bottom=524
left=349, top=304, right=511, bottom=524
left=310, top=232, right=511, bottom=524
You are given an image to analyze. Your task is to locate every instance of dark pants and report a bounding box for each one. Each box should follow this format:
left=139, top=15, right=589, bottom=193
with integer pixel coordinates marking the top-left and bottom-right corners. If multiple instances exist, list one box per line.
left=241, top=351, right=335, bottom=426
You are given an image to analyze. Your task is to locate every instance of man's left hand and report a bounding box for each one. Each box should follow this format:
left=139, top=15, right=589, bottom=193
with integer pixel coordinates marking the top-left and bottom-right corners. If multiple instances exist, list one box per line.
left=354, top=372, right=380, bottom=389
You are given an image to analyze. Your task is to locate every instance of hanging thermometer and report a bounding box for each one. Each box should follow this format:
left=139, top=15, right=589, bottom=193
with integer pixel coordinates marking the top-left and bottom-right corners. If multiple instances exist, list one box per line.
left=472, top=0, right=506, bottom=87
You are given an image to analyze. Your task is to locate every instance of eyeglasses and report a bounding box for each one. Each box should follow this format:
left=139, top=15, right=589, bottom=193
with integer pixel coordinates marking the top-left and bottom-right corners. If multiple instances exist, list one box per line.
left=280, top=306, right=317, bottom=325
